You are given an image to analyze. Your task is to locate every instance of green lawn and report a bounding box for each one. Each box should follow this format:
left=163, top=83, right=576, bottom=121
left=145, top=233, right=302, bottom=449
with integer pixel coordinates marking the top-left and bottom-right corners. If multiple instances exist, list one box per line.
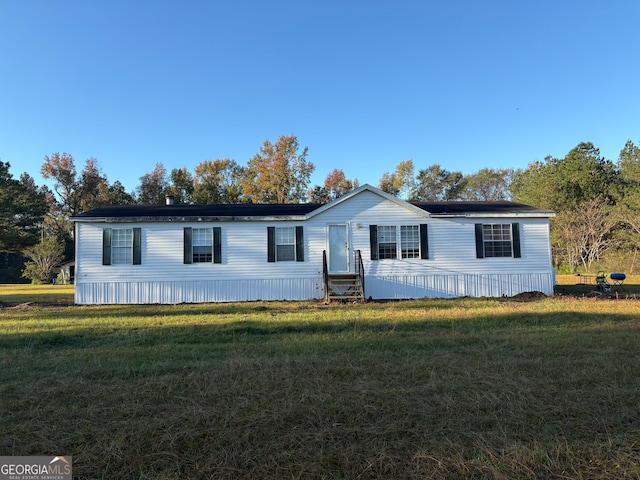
left=1, top=286, right=640, bottom=479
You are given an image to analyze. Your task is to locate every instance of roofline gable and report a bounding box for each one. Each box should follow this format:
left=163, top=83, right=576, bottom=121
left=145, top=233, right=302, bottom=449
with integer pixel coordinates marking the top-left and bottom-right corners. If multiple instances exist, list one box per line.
left=306, top=184, right=430, bottom=219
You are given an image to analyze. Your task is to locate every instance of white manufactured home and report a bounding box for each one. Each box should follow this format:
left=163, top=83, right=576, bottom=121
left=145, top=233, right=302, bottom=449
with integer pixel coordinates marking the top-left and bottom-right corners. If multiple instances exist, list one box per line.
left=71, top=184, right=555, bottom=305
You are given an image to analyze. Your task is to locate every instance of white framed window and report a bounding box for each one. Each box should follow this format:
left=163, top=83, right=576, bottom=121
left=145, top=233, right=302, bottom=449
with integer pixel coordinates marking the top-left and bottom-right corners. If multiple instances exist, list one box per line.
left=192, top=228, right=213, bottom=263
left=377, top=226, right=398, bottom=259
left=275, top=227, right=296, bottom=261
left=183, top=227, right=222, bottom=264
left=483, top=224, right=512, bottom=257
left=370, top=224, right=428, bottom=260
left=111, top=228, right=133, bottom=264
left=267, top=226, right=304, bottom=262
left=400, top=225, right=420, bottom=259
left=103, top=228, right=141, bottom=265
left=475, top=223, right=521, bottom=258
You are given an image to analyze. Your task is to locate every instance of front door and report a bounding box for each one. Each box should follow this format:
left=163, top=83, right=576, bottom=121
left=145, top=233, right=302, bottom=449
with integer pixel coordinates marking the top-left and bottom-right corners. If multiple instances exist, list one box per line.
left=328, top=224, right=349, bottom=273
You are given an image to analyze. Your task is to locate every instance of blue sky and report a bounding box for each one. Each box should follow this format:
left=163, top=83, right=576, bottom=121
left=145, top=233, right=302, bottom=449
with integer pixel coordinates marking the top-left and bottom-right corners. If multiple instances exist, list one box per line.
left=1, top=0, right=639, bottom=195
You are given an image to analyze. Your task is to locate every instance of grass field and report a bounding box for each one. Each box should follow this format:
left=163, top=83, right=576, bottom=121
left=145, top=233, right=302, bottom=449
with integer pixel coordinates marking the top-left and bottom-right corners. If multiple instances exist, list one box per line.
left=1, top=284, right=640, bottom=479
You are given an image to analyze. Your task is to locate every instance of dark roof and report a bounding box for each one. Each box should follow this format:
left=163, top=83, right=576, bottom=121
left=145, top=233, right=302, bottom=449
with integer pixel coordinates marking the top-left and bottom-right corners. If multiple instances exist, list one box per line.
left=72, top=203, right=323, bottom=219
left=411, top=201, right=552, bottom=215
left=72, top=198, right=552, bottom=220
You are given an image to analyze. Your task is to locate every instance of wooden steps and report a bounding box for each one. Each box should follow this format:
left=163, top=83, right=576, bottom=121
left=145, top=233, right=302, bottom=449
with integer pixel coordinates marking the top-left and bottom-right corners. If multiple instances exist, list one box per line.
left=326, top=273, right=364, bottom=302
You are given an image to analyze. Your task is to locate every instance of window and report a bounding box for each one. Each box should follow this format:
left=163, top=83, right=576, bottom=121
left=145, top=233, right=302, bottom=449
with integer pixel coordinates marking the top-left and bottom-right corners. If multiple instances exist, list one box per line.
left=112, top=229, right=133, bottom=264
left=192, top=228, right=213, bottom=263
left=183, top=227, right=222, bottom=264
left=377, top=226, right=397, bottom=259
left=267, top=226, right=304, bottom=262
left=102, top=228, right=141, bottom=265
left=483, top=224, right=512, bottom=257
left=401, top=225, right=420, bottom=259
left=370, top=224, right=428, bottom=260
left=475, top=223, right=521, bottom=258
left=275, top=227, right=295, bottom=261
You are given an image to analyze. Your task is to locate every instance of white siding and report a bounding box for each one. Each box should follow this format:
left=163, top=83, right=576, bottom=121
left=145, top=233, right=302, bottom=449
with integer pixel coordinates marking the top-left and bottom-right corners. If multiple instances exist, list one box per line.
left=307, top=190, right=555, bottom=299
left=75, top=221, right=325, bottom=304
left=74, top=190, right=555, bottom=304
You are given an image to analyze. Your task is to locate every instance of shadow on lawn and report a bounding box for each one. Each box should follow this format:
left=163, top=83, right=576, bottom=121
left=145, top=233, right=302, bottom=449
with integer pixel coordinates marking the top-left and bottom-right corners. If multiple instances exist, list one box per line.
left=2, top=306, right=638, bottom=353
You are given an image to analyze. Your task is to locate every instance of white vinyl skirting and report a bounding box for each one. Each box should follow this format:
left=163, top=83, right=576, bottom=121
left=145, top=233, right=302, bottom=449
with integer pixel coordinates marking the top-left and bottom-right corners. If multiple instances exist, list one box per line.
left=74, top=272, right=555, bottom=304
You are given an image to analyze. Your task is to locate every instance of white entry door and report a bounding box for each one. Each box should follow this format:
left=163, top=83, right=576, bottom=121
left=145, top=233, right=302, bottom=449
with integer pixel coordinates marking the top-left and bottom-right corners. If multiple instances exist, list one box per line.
left=328, top=224, right=349, bottom=273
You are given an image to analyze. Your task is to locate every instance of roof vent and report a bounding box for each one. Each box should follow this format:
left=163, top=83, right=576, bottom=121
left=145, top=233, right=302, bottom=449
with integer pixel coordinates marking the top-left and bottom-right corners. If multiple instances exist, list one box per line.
left=165, top=195, right=175, bottom=205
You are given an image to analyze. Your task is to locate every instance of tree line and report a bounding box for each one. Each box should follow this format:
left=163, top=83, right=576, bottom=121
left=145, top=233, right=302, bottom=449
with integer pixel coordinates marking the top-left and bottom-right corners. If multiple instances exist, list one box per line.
left=2, top=134, right=640, bottom=283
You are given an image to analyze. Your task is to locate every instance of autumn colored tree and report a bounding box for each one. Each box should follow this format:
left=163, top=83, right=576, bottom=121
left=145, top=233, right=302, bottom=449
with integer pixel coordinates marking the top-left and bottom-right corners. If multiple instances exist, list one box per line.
left=324, top=169, right=356, bottom=199
left=395, top=160, right=415, bottom=199
left=378, top=171, right=400, bottom=196
left=243, top=135, right=314, bottom=203
left=193, top=159, right=244, bottom=204
left=78, top=158, right=110, bottom=211
left=309, top=169, right=359, bottom=203
left=137, top=163, right=169, bottom=205
left=378, top=160, right=414, bottom=199
left=41, top=153, right=112, bottom=259
left=41, top=153, right=111, bottom=214
left=41, top=152, right=80, bottom=216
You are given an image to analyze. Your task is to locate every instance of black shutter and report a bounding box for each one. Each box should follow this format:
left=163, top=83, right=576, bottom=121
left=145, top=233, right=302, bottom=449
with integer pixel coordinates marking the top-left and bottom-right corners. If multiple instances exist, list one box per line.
left=102, top=228, right=111, bottom=265
left=184, top=227, right=192, bottom=264
left=369, top=225, right=378, bottom=260
left=133, top=228, right=142, bottom=265
left=512, top=223, right=521, bottom=258
left=295, top=226, right=304, bottom=262
left=267, top=227, right=276, bottom=262
left=213, top=227, right=222, bottom=264
left=420, top=224, right=429, bottom=259
left=475, top=224, right=484, bottom=259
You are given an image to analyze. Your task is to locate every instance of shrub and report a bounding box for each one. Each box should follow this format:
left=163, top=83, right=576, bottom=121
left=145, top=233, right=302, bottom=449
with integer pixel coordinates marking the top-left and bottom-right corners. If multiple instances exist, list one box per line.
left=21, top=237, right=64, bottom=284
